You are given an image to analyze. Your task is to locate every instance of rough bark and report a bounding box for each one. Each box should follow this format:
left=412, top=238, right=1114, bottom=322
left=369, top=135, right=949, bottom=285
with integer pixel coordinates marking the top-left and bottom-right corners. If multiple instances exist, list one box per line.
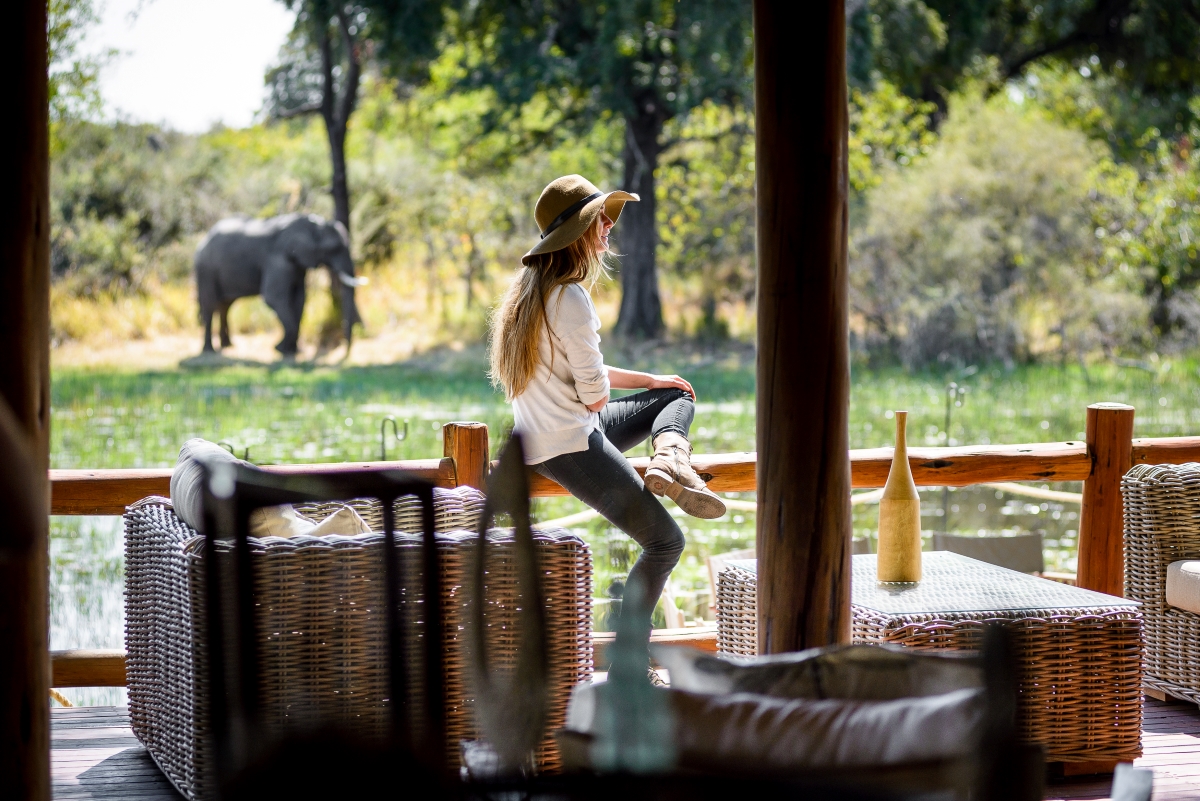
left=314, top=7, right=360, bottom=347
left=615, top=110, right=665, bottom=339
left=317, top=7, right=360, bottom=233
left=754, top=0, right=852, bottom=653
left=0, top=1, right=51, bottom=796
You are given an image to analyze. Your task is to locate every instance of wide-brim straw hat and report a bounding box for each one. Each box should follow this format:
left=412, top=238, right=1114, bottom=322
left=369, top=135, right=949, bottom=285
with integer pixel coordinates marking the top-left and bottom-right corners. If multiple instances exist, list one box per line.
left=522, top=175, right=639, bottom=265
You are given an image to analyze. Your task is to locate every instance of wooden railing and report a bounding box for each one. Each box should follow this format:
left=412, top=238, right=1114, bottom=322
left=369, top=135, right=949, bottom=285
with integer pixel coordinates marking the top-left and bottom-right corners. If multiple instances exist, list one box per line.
left=49, top=409, right=1200, bottom=689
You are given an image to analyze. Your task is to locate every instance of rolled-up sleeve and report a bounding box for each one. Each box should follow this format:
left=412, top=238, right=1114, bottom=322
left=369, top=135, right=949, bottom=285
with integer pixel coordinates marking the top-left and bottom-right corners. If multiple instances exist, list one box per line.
left=559, top=320, right=609, bottom=405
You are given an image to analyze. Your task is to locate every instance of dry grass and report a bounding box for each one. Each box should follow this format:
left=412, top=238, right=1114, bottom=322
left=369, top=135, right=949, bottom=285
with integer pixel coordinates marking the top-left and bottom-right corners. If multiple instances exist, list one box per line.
left=49, top=249, right=758, bottom=369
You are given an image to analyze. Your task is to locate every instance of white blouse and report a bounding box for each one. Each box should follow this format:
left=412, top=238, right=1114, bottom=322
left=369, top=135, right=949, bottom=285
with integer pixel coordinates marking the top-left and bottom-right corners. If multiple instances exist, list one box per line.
left=511, top=283, right=610, bottom=464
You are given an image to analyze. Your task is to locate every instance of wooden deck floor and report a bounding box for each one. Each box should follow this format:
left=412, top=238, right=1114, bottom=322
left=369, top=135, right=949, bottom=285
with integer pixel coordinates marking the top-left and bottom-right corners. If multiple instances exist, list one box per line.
left=52, top=706, right=180, bottom=799
left=52, top=699, right=1200, bottom=800
left=1045, top=698, right=1200, bottom=800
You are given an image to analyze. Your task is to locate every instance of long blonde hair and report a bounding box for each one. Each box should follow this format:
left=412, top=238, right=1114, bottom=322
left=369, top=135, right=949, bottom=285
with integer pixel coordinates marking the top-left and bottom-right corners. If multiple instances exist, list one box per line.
left=490, top=219, right=608, bottom=400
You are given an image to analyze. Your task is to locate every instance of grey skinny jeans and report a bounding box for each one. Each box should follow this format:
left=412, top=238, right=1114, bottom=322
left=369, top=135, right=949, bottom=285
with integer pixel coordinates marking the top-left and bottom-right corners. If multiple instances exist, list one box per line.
left=533, top=388, right=695, bottom=637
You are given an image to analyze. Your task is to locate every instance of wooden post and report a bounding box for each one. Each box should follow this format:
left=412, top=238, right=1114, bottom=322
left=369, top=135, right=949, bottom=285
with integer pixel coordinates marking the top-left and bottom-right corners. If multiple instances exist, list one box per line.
left=1078, top=403, right=1135, bottom=597
left=443, top=422, right=490, bottom=491
left=754, top=0, right=852, bottom=654
left=0, top=1, right=51, bottom=797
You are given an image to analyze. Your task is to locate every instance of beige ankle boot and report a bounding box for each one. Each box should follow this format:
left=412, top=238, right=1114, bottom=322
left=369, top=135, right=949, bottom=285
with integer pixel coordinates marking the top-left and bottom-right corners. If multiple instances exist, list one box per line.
left=643, top=433, right=727, bottom=519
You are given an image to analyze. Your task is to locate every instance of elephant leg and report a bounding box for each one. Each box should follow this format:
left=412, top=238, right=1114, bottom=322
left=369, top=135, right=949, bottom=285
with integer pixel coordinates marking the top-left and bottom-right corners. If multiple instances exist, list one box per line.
left=289, top=277, right=307, bottom=352
left=263, top=267, right=302, bottom=357
left=202, top=308, right=215, bottom=353
left=217, top=301, right=233, bottom=349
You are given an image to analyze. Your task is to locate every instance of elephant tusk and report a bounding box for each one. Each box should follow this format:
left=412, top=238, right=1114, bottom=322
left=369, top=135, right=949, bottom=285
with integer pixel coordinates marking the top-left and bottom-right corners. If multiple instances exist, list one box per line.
left=337, top=273, right=368, bottom=287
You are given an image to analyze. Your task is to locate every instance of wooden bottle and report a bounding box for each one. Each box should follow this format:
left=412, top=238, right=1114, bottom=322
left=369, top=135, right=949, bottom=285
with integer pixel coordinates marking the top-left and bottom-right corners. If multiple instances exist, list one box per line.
left=877, top=411, right=922, bottom=583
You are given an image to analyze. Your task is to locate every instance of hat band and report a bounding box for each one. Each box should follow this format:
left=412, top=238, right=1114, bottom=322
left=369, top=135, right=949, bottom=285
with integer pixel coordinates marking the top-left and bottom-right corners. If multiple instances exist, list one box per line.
left=540, top=192, right=603, bottom=239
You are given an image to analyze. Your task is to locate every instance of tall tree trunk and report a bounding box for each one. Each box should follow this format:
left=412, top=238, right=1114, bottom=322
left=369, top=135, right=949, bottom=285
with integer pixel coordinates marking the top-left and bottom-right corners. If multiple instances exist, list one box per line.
left=0, top=1, right=51, bottom=796
left=327, top=126, right=351, bottom=231
left=317, top=7, right=360, bottom=234
left=315, top=7, right=360, bottom=347
left=615, top=110, right=664, bottom=339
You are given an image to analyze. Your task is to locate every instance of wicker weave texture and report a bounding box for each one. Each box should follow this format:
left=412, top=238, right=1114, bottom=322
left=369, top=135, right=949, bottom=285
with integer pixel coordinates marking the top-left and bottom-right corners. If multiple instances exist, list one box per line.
left=124, top=489, right=592, bottom=800
left=714, top=563, right=1143, bottom=763
left=1123, top=463, right=1200, bottom=705
left=716, top=566, right=758, bottom=657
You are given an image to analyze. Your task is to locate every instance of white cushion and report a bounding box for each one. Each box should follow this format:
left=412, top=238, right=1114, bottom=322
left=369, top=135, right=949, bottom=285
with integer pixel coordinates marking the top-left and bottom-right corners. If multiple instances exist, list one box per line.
left=248, top=504, right=371, bottom=538
left=248, top=505, right=314, bottom=538
left=308, top=504, right=370, bottom=537
left=1166, top=560, right=1200, bottom=614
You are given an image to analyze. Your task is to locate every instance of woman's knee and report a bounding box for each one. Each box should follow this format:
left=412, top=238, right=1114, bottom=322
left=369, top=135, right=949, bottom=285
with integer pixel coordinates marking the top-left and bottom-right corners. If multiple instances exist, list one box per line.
left=640, top=518, right=685, bottom=562
left=660, top=387, right=691, bottom=404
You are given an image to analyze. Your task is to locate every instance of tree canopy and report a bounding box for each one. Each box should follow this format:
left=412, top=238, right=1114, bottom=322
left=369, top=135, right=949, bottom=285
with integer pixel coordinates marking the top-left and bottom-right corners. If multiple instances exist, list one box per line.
left=267, top=0, right=447, bottom=233
left=454, top=0, right=753, bottom=338
left=850, top=0, right=1200, bottom=138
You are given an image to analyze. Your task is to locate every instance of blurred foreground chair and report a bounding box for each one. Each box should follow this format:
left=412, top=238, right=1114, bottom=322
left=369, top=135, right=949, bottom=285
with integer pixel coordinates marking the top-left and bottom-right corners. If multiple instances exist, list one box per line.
left=124, top=456, right=593, bottom=799
left=1124, top=463, right=1200, bottom=705
left=559, top=631, right=1044, bottom=801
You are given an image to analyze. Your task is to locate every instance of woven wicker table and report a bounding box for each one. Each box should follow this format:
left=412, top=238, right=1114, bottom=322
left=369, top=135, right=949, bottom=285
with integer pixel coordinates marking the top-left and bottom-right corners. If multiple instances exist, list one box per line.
left=716, top=551, right=1143, bottom=763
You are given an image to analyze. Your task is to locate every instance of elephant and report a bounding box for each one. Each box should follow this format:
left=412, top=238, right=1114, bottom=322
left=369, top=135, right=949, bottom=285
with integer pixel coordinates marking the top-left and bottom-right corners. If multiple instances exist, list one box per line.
left=194, top=213, right=366, bottom=357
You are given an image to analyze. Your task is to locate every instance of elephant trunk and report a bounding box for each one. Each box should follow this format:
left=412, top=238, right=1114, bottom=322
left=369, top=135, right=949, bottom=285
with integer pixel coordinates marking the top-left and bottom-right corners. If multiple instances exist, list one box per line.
left=328, top=250, right=364, bottom=351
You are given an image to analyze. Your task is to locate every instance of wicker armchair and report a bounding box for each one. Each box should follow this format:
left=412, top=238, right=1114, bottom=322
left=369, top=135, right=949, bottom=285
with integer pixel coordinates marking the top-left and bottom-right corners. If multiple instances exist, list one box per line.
left=124, top=487, right=593, bottom=800
left=1123, top=463, right=1200, bottom=704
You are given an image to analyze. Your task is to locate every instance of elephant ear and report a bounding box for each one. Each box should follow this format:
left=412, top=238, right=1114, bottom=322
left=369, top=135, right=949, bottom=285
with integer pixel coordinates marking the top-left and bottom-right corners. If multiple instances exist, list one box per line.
left=277, top=214, right=322, bottom=265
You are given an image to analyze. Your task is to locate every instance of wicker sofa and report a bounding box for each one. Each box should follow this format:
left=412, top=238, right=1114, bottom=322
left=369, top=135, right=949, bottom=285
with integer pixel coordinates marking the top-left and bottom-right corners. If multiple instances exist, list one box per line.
left=124, top=487, right=593, bottom=800
left=1123, top=463, right=1200, bottom=705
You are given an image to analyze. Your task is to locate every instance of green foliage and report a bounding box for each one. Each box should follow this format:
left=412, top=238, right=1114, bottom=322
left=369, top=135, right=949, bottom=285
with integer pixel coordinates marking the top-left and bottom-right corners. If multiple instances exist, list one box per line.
left=1018, top=61, right=1197, bottom=163
left=455, top=0, right=752, bottom=130
left=848, top=81, right=938, bottom=194
left=48, top=0, right=113, bottom=153
left=1088, top=133, right=1200, bottom=344
left=850, top=88, right=1149, bottom=367
left=49, top=117, right=332, bottom=296
left=656, top=102, right=754, bottom=339
left=849, top=0, right=1200, bottom=133
left=268, top=0, right=446, bottom=109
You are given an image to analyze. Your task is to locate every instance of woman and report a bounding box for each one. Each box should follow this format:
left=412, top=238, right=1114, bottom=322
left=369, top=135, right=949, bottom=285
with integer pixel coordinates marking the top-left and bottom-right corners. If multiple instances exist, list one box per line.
left=489, top=174, right=726, bottom=640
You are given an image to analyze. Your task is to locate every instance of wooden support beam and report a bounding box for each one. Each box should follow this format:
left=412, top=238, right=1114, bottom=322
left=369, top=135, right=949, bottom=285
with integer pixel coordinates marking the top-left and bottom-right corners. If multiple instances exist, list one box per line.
left=753, top=0, right=852, bottom=654
left=1132, top=436, right=1200, bottom=466
left=593, top=627, right=718, bottom=670
left=443, top=421, right=489, bottom=491
left=527, top=442, right=1090, bottom=497
left=1078, top=403, right=1135, bottom=596
left=50, top=650, right=126, bottom=688
left=44, top=433, right=1200, bottom=514
left=852, top=441, right=1091, bottom=487
left=0, top=2, right=50, bottom=797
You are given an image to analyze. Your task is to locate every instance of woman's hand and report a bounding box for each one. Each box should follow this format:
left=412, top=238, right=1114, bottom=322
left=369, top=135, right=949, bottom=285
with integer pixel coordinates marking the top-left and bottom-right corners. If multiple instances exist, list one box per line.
left=647, top=374, right=696, bottom=400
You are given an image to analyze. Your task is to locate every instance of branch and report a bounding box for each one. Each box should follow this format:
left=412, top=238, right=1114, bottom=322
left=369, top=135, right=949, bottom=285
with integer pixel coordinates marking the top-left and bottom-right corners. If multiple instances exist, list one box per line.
left=1000, top=0, right=1135, bottom=80
left=274, top=101, right=323, bottom=119
left=1001, top=33, right=1087, bottom=80
left=660, top=122, right=753, bottom=151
